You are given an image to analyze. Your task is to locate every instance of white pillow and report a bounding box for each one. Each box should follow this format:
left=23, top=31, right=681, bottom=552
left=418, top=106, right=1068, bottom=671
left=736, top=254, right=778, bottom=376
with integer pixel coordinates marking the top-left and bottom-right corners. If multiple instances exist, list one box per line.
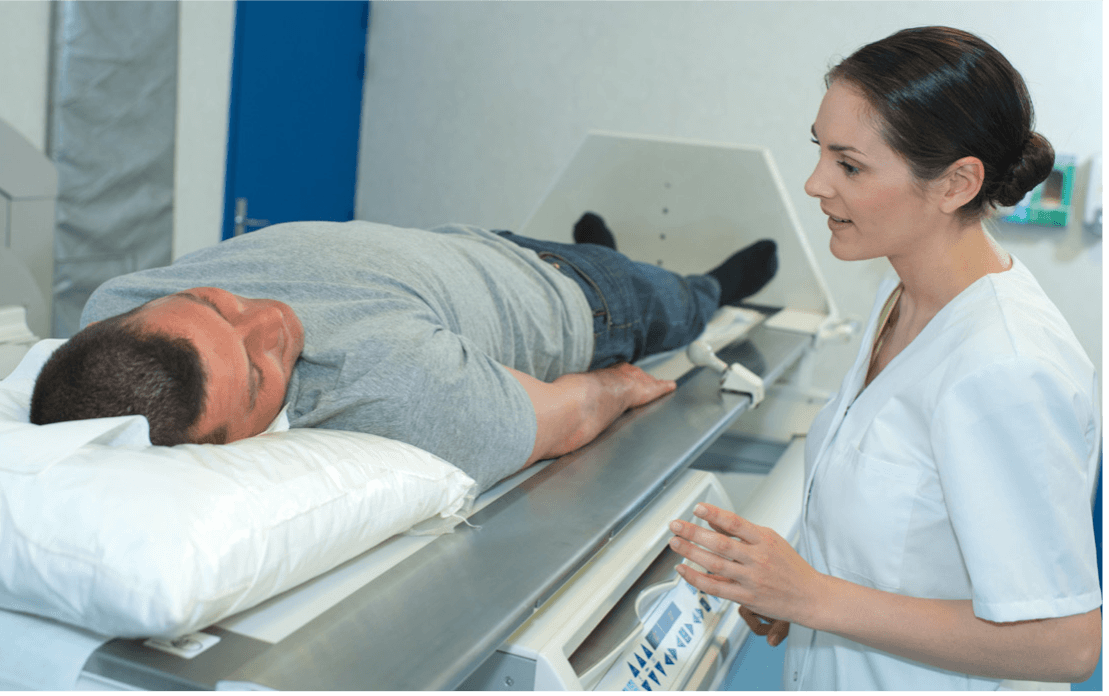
left=0, top=340, right=476, bottom=638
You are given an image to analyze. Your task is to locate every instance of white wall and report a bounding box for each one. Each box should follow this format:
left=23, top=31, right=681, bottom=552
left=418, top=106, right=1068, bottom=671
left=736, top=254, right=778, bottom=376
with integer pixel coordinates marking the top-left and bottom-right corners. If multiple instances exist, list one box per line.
left=0, top=1, right=1100, bottom=390
left=0, top=1, right=51, bottom=152
left=355, top=1, right=1102, bottom=389
left=173, top=1, right=235, bottom=261
left=0, top=1, right=234, bottom=263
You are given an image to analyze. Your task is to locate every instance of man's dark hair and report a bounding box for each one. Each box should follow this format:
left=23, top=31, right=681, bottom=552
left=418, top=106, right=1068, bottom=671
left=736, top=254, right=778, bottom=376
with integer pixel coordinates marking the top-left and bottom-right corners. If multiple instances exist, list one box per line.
left=30, top=309, right=226, bottom=446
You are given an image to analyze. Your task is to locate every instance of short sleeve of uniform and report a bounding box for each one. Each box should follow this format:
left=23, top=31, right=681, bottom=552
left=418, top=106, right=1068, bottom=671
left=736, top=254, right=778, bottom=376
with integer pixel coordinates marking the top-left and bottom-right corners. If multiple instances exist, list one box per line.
left=931, top=357, right=1100, bottom=623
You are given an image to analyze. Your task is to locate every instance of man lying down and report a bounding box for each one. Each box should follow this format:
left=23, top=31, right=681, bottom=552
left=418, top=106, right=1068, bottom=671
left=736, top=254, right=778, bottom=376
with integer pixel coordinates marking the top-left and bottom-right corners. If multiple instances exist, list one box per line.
left=30, top=217, right=777, bottom=492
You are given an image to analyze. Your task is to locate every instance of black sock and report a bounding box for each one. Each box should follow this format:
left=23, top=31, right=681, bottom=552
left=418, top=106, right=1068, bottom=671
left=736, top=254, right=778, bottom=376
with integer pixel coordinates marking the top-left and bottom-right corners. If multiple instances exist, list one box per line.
left=708, top=239, right=778, bottom=306
left=573, top=212, right=617, bottom=250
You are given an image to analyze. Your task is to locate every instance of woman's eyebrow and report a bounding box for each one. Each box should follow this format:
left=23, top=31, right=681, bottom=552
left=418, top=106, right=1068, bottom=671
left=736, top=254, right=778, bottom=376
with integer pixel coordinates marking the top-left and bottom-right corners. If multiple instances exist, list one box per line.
left=811, top=125, right=866, bottom=156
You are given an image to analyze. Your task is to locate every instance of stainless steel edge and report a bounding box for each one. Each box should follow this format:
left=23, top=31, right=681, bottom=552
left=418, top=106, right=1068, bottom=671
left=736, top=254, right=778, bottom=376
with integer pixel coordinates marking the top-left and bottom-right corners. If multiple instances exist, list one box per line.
left=83, top=626, right=272, bottom=691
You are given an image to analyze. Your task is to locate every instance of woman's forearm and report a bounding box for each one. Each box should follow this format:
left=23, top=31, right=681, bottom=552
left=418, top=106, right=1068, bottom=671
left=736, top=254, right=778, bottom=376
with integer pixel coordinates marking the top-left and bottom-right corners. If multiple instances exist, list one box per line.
left=670, top=506, right=1101, bottom=684
left=810, top=573, right=1101, bottom=683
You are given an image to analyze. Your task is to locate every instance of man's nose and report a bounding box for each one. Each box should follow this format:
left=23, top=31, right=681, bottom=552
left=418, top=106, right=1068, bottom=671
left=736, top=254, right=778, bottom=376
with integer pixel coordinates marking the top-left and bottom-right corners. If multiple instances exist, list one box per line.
left=237, top=303, right=285, bottom=350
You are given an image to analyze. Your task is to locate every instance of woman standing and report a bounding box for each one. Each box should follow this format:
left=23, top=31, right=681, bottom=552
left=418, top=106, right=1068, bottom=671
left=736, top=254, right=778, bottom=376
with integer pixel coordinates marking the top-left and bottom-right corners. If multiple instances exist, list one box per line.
left=668, top=26, right=1101, bottom=689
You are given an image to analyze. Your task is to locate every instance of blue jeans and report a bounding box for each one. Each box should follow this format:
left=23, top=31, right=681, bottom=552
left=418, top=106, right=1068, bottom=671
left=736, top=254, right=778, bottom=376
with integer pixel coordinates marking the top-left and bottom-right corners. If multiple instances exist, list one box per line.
left=497, top=232, right=721, bottom=370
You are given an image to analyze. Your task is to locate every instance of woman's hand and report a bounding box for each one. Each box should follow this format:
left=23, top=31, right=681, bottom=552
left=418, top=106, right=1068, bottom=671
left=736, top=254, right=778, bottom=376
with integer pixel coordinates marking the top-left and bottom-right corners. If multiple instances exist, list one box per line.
left=670, top=504, right=1102, bottom=681
left=739, top=606, right=790, bottom=647
left=668, top=503, right=826, bottom=640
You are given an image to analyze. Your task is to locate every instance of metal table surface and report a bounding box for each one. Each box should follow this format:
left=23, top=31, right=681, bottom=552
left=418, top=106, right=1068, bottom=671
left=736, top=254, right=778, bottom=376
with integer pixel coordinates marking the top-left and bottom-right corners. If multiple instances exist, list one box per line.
left=85, top=326, right=812, bottom=691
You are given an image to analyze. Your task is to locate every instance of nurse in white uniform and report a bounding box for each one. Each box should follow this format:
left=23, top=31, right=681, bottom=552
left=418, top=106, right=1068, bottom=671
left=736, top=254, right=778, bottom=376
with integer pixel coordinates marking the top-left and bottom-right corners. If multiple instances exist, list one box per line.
left=669, top=26, right=1101, bottom=690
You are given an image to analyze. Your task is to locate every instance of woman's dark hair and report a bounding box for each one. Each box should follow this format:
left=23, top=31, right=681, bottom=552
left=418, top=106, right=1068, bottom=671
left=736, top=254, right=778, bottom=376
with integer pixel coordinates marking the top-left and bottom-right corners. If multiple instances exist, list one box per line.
left=30, top=309, right=226, bottom=446
left=827, top=26, right=1055, bottom=219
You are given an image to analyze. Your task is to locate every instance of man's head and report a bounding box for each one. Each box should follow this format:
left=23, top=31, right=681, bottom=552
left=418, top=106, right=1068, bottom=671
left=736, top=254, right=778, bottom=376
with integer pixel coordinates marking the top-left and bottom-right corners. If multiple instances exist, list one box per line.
left=31, top=287, right=305, bottom=445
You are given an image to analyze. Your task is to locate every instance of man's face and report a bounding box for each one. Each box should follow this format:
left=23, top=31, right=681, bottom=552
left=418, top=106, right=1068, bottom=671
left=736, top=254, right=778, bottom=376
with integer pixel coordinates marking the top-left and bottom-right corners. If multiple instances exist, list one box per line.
left=132, top=287, right=305, bottom=443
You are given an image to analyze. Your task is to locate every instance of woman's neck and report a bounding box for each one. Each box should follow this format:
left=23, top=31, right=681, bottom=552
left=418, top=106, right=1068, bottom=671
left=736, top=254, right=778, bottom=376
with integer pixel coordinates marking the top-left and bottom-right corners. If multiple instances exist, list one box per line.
left=888, top=219, right=1010, bottom=321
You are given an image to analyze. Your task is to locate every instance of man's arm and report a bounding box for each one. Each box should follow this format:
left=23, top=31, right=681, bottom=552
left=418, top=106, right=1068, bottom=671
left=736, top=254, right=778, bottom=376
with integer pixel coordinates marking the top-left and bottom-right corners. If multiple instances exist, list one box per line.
left=505, top=363, right=676, bottom=466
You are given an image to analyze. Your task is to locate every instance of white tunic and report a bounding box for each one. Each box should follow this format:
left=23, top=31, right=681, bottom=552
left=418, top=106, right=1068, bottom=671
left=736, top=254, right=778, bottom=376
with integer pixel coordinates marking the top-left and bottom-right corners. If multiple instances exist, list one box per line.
left=783, top=256, right=1101, bottom=690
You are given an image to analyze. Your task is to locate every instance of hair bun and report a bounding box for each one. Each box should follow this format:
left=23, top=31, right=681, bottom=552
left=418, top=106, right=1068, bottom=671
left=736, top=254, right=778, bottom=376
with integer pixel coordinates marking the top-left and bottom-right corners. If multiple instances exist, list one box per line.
left=993, top=131, right=1055, bottom=208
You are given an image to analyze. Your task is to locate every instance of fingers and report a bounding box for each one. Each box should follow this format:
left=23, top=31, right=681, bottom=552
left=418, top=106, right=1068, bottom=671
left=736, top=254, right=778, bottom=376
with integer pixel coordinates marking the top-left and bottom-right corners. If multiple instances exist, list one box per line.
left=768, top=619, right=790, bottom=647
left=643, top=376, right=678, bottom=400
left=632, top=366, right=677, bottom=402
left=669, top=528, right=747, bottom=582
left=673, top=562, right=746, bottom=605
left=627, top=363, right=675, bottom=394
left=739, top=605, right=770, bottom=634
left=692, top=503, right=758, bottom=543
left=669, top=534, right=740, bottom=582
left=739, top=606, right=789, bottom=647
left=669, top=508, right=758, bottom=565
left=612, top=363, right=676, bottom=408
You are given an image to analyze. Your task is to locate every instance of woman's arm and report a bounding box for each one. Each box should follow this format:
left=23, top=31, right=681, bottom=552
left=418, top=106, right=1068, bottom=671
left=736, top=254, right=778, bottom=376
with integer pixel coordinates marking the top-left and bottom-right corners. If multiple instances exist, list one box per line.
left=669, top=504, right=1101, bottom=683
left=506, top=363, right=675, bottom=466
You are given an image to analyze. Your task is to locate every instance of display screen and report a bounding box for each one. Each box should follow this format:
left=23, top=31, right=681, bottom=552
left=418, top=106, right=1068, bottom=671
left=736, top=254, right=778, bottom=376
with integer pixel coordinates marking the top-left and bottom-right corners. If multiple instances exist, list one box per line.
left=645, top=601, right=681, bottom=649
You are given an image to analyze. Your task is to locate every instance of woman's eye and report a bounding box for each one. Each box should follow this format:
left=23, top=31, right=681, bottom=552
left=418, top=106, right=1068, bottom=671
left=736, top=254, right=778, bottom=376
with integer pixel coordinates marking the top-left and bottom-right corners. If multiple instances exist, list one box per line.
left=839, top=161, right=860, bottom=176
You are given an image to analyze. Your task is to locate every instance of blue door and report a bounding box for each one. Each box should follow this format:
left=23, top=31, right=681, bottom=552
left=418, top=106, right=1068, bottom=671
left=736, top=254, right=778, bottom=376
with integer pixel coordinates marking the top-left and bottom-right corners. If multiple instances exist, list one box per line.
left=221, top=0, right=369, bottom=240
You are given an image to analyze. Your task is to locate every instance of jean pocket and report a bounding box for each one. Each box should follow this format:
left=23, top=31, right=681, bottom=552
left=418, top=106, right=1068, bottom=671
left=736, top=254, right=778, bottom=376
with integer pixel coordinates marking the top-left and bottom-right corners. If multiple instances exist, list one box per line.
left=537, top=251, right=611, bottom=326
left=814, top=443, right=921, bottom=591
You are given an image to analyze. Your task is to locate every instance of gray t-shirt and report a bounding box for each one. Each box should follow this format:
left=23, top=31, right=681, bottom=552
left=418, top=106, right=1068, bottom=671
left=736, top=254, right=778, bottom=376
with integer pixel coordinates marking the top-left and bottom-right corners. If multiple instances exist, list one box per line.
left=80, top=221, right=594, bottom=490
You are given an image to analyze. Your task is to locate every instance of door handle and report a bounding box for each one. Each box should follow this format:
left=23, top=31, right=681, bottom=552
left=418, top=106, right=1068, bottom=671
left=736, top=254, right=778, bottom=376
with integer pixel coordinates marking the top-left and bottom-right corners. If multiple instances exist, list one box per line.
left=234, top=198, right=270, bottom=236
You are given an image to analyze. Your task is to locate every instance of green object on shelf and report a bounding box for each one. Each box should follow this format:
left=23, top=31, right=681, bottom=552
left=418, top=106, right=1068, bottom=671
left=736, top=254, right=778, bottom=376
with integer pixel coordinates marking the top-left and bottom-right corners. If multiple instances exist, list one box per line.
left=998, top=156, right=1077, bottom=228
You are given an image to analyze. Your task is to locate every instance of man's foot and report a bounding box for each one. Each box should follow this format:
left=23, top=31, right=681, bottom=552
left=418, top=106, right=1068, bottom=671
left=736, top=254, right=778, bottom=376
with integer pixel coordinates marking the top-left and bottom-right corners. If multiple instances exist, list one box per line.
left=573, top=212, right=617, bottom=250
left=708, top=239, right=778, bottom=305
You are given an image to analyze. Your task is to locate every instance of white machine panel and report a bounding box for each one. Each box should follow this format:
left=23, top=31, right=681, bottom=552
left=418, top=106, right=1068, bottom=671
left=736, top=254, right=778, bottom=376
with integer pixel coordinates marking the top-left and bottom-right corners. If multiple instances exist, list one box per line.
left=591, top=577, right=724, bottom=691
left=520, top=131, right=836, bottom=320
left=465, top=469, right=746, bottom=691
left=0, top=119, right=57, bottom=340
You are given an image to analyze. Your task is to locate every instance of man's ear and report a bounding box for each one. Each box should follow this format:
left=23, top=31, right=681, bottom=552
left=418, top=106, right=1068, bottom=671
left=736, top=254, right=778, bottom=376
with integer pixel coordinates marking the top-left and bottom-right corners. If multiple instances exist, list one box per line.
left=938, top=156, right=985, bottom=214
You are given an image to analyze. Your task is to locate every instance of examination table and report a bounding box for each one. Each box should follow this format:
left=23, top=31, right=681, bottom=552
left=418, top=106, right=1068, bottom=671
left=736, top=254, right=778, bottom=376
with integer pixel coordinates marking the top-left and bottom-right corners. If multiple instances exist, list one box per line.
left=0, top=132, right=849, bottom=690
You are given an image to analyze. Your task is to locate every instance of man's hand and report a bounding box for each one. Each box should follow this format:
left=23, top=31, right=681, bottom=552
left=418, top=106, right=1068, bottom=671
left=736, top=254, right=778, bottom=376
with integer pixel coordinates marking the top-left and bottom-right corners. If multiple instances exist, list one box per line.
left=507, top=363, right=676, bottom=465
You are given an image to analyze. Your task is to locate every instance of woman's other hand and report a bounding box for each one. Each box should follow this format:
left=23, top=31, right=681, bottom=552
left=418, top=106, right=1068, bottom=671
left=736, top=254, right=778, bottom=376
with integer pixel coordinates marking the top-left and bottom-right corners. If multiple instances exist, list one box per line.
left=739, top=605, right=790, bottom=647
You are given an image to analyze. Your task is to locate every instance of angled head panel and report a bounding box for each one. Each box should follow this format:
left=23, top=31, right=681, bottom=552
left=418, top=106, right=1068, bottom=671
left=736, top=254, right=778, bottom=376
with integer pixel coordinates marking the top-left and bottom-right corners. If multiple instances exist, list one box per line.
left=519, top=131, right=833, bottom=317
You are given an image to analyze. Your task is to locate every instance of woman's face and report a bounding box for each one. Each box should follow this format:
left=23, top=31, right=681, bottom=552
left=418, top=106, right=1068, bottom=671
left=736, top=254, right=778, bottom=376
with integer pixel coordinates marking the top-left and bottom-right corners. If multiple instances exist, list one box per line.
left=804, top=80, right=942, bottom=263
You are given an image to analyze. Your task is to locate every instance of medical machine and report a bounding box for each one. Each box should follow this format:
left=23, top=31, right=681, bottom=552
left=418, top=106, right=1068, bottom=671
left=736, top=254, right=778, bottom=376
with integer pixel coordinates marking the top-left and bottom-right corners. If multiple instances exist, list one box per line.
left=0, top=132, right=848, bottom=690
left=1084, top=153, right=1102, bottom=236
left=0, top=119, right=56, bottom=375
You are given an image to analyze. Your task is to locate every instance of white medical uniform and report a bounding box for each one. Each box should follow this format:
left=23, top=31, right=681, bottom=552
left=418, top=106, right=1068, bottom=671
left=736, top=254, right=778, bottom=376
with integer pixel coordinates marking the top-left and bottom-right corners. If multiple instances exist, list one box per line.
left=783, top=256, right=1101, bottom=690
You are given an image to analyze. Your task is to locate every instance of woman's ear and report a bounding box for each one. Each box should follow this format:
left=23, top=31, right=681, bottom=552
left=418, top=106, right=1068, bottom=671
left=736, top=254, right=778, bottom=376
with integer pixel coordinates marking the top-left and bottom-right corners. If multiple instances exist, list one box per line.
left=938, top=156, right=985, bottom=214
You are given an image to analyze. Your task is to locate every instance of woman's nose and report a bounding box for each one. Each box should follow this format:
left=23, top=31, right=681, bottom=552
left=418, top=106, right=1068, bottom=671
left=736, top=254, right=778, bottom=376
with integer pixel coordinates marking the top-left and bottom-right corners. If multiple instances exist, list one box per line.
left=804, top=163, right=830, bottom=199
